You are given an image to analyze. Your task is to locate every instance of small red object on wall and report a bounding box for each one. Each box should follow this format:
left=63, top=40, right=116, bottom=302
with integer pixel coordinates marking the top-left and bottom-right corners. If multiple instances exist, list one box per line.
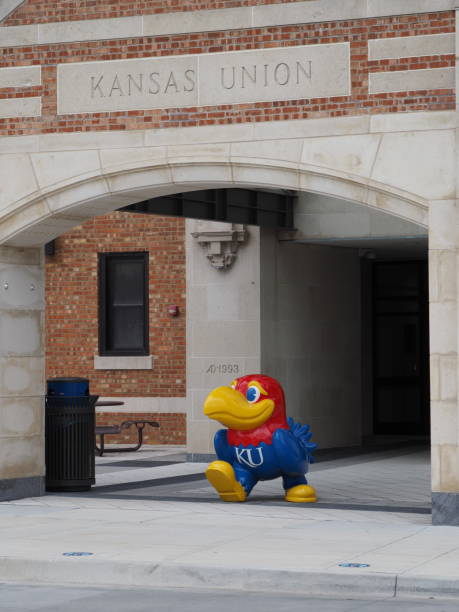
left=168, top=305, right=179, bottom=317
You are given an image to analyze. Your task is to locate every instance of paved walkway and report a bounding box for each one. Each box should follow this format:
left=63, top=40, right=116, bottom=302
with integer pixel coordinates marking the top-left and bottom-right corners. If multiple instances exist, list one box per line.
left=2, top=444, right=458, bottom=601
left=92, top=443, right=431, bottom=513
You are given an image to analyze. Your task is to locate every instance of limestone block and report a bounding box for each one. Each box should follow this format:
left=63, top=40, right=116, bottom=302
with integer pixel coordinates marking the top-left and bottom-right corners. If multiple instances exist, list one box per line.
left=39, top=129, right=144, bottom=152
left=0, top=98, right=41, bottom=119
left=429, top=302, right=457, bottom=356
left=106, top=167, right=172, bottom=195
left=0, top=397, right=43, bottom=438
left=369, top=67, right=454, bottom=95
left=0, top=434, right=44, bottom=479
left=371, top=131, right=455, bottom=202
left=0, top=66, right=41, bottom=89
left=191, top=388, right=212, bottom=421
left=252, top=115, right=369, bottom=141
left=144, top=123, right=253, bottom=148
left=1, top=211, right=92, bottom=248
left=367, top=0, right=454, bottom=18
left=57, top=43, right=349, bottom=114
left=0, top=264, right=44, bottom=310
left=187, top=419, right=215, bottom=454
left=0, top=0, right=27, bottom=21
left=94, top=355, right=153, bottom=370
left=199, top=43, right=350, bottom=107
left=0, top=247, right=40, bottom=266
left=0, top=135, right=40, bottom=155
left=206, top=284, right=241, bottom=322
left=191, top=321, right=259, bottom=358
left=57, top=55, right=199, bottom=114
left=45, top=178, right=111, bottom=214
left=369, top=33, right=455, bottom=61
left=438, top=445, right=459, bottom=492
left=171, top=163, right=233, bottom=187
left=252, top=0, right=365, bottom=28
left=0, top=201, right=52, bottom=247
left=243, top=358, right=262, bottom=375
left=431, top=444, right=441, bottom=491
left=100, top=147, right=168, bottom=173
left=31, top=151, right=101, bottom=191
left=429, top=200, right=458, bottom=250
left=169, top=143, right=231, bottom=163
left=301, top=134, right=381, bottom=178
left=369, top=110, right=455, bottom=134
left=143, top=8, right=251, bottom=37
left=0, top=310, right=42, bottom=357
left=232, top=163, right=299, bottom=191
left=365, top=189, right=428, bottom=227
left=230, top=140, right=303, bottom=164
left=0, top=357, right=44, bottom=397
left=299, top=171, right=368, bottom=210
left=0, top=25, right=38, bottom=47
left=0, top=155, right=38, bottom=213
left=39, top=16, right=142, bottom=45
left=431, top=402, right=457, bottom=446
left=430, top=355, right=440, bottom=402
left=437, top=250, right=457, bottom=302
left=439, top=356, right=457, bottom=401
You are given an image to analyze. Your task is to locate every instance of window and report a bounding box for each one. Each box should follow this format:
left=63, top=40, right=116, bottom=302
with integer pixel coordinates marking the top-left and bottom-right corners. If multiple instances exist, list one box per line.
left=98, top=252, right=149, bottom=356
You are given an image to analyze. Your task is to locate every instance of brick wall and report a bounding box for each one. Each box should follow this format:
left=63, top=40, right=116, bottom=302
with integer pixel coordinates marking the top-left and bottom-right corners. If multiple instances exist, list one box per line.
left=0, top=10, right=454, bottom=137
left=96, top=412, right=186, bottom=445
left=45, top=210, right=186, bottom=397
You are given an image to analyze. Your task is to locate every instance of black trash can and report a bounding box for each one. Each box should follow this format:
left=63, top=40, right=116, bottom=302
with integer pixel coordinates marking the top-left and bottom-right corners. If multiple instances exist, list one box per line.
left=45, top=377, right=99, bottom=492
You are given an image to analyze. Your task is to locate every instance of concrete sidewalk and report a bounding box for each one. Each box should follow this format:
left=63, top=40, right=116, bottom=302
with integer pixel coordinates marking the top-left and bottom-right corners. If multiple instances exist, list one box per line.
left=1, top=447, right=458, bottom=601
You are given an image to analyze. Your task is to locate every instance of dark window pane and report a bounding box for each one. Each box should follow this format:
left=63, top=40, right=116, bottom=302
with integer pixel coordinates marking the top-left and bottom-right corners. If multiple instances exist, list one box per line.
left=99, top=252, right=148, bottom=356
left=107, top=259, right=144, bottom=305
left=107, top=306, right=145, bottom=351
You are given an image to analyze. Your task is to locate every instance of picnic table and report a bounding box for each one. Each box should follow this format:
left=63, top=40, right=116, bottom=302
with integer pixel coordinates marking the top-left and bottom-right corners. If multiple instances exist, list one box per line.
left=94, top=401, right=159, bottom=456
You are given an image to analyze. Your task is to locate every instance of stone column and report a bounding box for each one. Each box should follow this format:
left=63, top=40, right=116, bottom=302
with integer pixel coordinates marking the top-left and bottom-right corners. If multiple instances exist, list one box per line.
left=0, top=246, right=45, bottom=500
left=185, top=220, right=261, bottom=460
left=432, top=5, right=459, bottom=524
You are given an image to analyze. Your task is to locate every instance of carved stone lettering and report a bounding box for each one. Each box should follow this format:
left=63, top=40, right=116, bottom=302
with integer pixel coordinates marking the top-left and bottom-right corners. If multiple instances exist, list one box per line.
left=58, top=43, right=349, bottom=114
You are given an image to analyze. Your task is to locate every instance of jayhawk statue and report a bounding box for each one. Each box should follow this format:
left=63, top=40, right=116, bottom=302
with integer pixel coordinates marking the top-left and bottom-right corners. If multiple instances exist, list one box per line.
left=203, top=374, right=317, bottom=503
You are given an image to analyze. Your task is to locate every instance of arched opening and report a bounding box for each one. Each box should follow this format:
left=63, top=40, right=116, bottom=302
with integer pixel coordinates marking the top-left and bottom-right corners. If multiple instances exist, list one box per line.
left=0, top=159, right=431, bottom=514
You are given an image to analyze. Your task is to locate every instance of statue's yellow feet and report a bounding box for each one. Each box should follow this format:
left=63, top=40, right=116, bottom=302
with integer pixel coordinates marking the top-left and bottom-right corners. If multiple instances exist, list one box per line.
left=285, top=484, right=317, bottom=503
left=205, top=461, right=247, bottom=502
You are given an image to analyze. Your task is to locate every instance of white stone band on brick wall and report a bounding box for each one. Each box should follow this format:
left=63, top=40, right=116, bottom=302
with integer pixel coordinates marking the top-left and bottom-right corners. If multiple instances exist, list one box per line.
left=369, top=67, right=455, bottom=94
left=0, top=97, right=41, bottom=119
left=0, top=0, right=455, bottom=48
left=94, top=355, right=153, bottom=370
left=0, top=66, right=41, bottom=88
left=369, top=33, right=455, bottom=61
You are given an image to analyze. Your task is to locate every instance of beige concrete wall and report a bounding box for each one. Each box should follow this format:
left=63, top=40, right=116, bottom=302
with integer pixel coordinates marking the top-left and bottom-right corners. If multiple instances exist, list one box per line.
left=260, top=228, right=362, bottom=449
left=185, top=219, right=261, bottom=455
left=429, top=201, right=459, bottom=493
left=0, top=246, right=45, bottom=485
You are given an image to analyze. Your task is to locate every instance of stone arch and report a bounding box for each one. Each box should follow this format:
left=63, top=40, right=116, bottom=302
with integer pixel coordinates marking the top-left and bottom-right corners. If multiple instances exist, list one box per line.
left=0, top=154, right=429, bottom=247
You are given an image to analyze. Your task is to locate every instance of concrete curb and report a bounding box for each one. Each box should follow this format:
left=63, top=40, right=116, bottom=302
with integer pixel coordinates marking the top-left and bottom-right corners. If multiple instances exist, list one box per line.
left=0, top=557, right=458, bottom=599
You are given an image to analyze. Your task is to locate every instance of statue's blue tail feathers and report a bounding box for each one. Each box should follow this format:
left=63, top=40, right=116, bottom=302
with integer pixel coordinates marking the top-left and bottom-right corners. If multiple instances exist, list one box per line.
left=287, top=417, right=317, bottom=463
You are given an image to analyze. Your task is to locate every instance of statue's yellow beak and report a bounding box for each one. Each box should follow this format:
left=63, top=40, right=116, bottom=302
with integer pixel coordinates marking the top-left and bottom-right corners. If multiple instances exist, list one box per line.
left=203, top=386, right=274, bottom=430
